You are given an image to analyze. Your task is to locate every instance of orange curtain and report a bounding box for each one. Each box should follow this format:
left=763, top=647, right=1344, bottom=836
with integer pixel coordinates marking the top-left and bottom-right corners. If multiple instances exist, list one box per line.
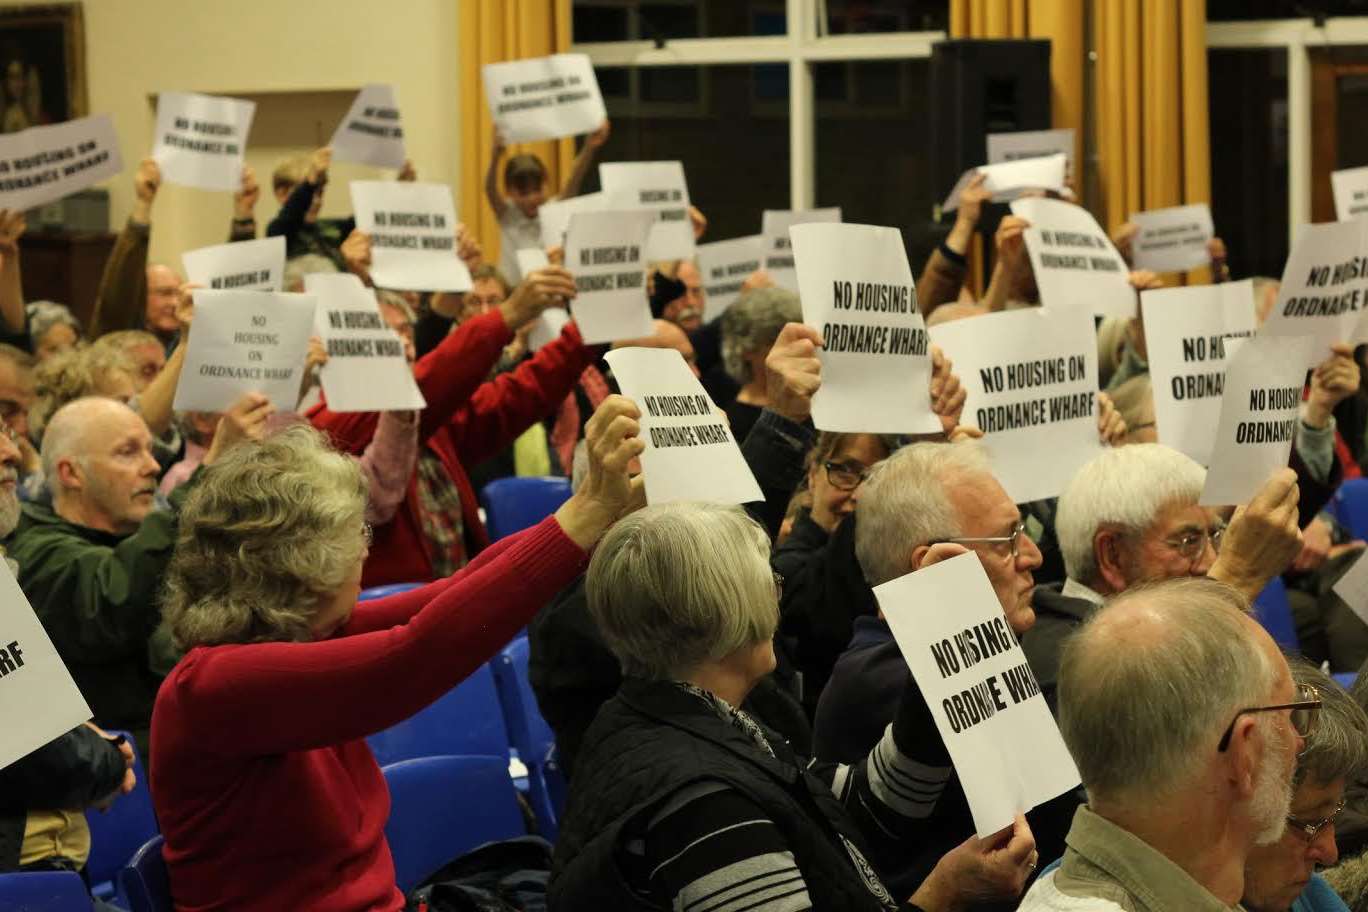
left=458, top=0, right=575, bottom=267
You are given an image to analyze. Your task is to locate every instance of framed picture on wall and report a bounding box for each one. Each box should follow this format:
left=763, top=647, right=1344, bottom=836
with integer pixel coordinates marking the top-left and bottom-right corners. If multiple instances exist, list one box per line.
left=0, top=2, right=86, bottom=134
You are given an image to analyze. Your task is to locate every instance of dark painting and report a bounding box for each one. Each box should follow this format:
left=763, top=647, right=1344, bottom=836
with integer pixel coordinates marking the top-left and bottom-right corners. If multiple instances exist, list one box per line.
left=0, top=3, right=85, bottom=134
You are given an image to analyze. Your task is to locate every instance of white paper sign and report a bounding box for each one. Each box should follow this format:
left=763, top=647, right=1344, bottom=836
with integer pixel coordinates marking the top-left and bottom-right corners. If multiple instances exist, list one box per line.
left=1333, top=549, right=1368, bottom=628
left=876, top=551, right=1081, bottom=837
left=304, top=273, right=425, bottom=413
left=152, top=91, right=255, bottom=192
left=1199, top=334, right=1315, bottom=507
left=0, top=559, right=92, bottom=772
left=351, top=181, right=472, bottom=292
left=1332, top=166, right=1368, bottom=222
left=942, top=154, right=1067, bottom=212
left=791, top=222, right=940, bottom=434
left=565, top=209, right=656, bottom=344
left=528, top=308, right=571, bottom=351
left=761, top=207, right=842, bottom=292
left=329, top=84, right=406, bottom=170
left=1129, top=204, right=1214, bottom=273
left=539, top=192, right=605, bottom=250
left=987, top=128, right=1075, bottom=171
left=698, top=235, right=764, bottom=323
left=929, top=308, right=1103, bottom=503
left=1142, top=281, right=1258, bottom=465
left=600, top=161, right=694, bottom=260
left=0, top=114, right=122, bottom=211
left=182, top=236, right=285, bottom=293
left=515, top=247, right=550, bottom=279
left=1262, top=220, right=1368, bottom=359
left=172, top=290, right=318, bottom=412
left=604, top=347, right=762, bottom=505
left=483, top=53, right=607, bottom=143
left=1011, top=197, right=1135, bottom=318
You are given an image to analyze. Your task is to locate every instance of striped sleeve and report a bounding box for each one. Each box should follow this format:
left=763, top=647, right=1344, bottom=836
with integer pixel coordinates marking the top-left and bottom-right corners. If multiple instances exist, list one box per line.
left=632, top=780, right=814, bottom=912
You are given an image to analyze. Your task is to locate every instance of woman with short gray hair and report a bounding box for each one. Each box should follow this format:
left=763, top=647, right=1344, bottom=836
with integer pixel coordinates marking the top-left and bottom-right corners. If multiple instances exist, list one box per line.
left=721, top=287, right=802, bottom=443
left=552, top=501, right=1040, bottom=911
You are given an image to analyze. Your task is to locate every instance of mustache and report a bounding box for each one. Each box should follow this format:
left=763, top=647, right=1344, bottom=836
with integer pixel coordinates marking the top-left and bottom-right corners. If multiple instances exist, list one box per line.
left=0, top=467, right=17, bottom=485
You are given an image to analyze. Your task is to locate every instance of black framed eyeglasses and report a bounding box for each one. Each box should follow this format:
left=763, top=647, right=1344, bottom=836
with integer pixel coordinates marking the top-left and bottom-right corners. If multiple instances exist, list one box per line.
left=935, top=520, right=1030, bottom=561
left=1216, top=682, right=1321, bottom=752
left=1287, top=797, right=1345, bottom=842
left=1162, top=524, right=1225, bottom=562
left=822, top=460, right=869, bottom=492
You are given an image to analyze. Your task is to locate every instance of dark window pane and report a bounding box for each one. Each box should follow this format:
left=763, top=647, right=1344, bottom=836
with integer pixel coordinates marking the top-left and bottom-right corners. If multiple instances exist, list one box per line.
left=1208, top=48, right=1288, bottom=279
left=573, top=6, right=630, bottom=42
left=1208, top=0, right=1368, bottom=20
left=572, top=1, right=784, bottom=41
left=826, top=0, right=948, bottom=33
left=641, top=68, right=700, bottom=103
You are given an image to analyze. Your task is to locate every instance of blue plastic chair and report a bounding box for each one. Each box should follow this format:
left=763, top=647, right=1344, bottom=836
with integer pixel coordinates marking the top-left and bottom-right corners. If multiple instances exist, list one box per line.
left=493, top=638, right=567, bottom=841
left=85, top=730, right=158, bottom=903
left=359, top=582, right=425, bottom=602
left=117, top=834, right=170, bottom=912
left=479, top=476, right=572, bottom=541
left=367, top=663, right=511, bottom=766
left=0, top=871, right=92, bottom=910
left=1335, top=672, right=1358, bottom=690
left=1253, top=577, right=1300, bottom=651
left=383, top=755, right=526, bottom=893
left=1332, top=478, right=1368, bottom=540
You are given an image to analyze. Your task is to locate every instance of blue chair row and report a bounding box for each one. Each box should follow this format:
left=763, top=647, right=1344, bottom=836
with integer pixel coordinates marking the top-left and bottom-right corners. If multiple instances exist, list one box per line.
left=0, top=870, right=92, bottom=910
left=1330, top=477, right=1368, bottom=540
left=493, top=638, right=567, bottom=841
left=84, top=731, right=158, bottom=906
left=479, top=476, right=573, bottom=542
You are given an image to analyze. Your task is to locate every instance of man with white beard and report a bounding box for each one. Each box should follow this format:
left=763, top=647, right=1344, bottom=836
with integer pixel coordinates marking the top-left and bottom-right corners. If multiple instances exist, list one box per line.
left=1019, top=577, right=1315, bottom=911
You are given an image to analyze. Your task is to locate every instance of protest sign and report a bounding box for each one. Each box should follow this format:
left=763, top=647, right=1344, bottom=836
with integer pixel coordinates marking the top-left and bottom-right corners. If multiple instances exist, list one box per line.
left=697, top=235, right=763, bottom=323
left=1011, top=197, right=1135, bottom=318
left=483, top=53, right=606, bottom=143
left=929, top=308, right=1102, bottom=503
left=0, top=114, right=121, bottom=211
left=986, top=128, right=1075, bottom=171
left=515, top=246, right=550, bottom=281
left=791, top=222, right=940, bottom=434
left=761, top=207, right=842, bottom=291
left=1199, top=335, right=1315, bottom=507
left=305, top=273, right=424, bottom=413
left=539, top=192, right=604, bottom=249
left=1141, top=281, right=1257, bottom=465
left=153, top=91, right=255, bottom=192
left=604, top=346, right=762, bottom=505
left=329, top=84, right=406, bottom=170
left=600, top=161, right=694, bottom=260
left=1261, top=219, right=1368, bottom=360
left=1333, top=549, right=1368, bottom=628
left=1332, top=166, right=1368, bottom=222
left=0, top=558, right=92, bottom=773
left=351, top=181, right=472, bottom=292
left=1129, top=203, right=1214, bottom=274
left=876, top=551, right=1081, bottom=836
left=182, top=236, right=284, bottom=292
left=528, top=308, right=571, bottom=351
left=172, top=290, right=317, bottom=412
left=565, top=209, right=655, bottom=344
left=942, top=154, right=1067, bottom=212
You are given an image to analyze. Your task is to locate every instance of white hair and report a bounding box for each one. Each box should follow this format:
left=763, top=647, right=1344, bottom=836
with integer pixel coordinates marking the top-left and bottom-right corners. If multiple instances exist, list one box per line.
left=854, top=440, right=992, bottom=587
left=720, top=288, right=801, bottom=384
left=1055, top=444, right=1207, bottom=587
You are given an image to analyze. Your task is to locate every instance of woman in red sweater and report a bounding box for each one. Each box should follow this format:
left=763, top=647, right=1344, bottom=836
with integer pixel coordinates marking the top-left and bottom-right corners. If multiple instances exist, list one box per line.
left=150, top=397, right=643, bottom=911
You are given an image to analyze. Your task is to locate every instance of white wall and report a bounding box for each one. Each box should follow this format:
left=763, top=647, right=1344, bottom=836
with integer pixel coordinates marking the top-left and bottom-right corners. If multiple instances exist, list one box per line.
left=19, top=0, right=462, bottom=265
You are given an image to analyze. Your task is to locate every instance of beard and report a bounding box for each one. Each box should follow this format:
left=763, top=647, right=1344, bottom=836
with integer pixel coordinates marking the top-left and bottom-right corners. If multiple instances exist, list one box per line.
left=0, top=491, right=18, bottom=538
left=1249, top=715, right=1296, bottom=846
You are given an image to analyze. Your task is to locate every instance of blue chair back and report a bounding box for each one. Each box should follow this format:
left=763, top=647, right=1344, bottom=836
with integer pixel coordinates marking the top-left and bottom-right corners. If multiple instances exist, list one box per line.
left=383, top=755, right=525, bottom=893
left=493, top=638, right=567, bottom=840
left=85, top=730, right=158, bottom=902
left=359, top=582, right=425, bottom=602
left=1332, top=478, right=1368, bottom=540
left=367, top=663, right=511, bottom=766
left=1253, top=577, right=1300, bottom=651
left=0, top=871, right=92, bottom=910
left=479, top=476, right=572, bottom=541
left=117, top=834, right=171, bottom=912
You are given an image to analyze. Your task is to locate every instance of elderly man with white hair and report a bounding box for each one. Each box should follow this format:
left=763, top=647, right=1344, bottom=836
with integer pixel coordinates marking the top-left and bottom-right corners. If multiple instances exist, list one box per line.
left=1022, top=444, right=1304, bottom=713
left=1020, top=577, right=1316, bottom=910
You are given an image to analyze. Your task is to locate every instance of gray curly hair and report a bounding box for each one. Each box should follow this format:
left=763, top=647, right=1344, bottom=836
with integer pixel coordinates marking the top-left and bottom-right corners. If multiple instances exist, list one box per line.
left=720, top=287, right=801, bottom=385
left=26, top=300, right=81, bottom=348
left=162, top=424, right=368, bottom=650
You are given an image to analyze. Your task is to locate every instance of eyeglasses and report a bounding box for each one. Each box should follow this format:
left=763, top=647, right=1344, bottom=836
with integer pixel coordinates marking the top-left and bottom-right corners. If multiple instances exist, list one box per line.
left=935, top=520, right=1030, bottom=561
left=1216, top=682, right=1322, bottom=752
left=0, top=418, right=19, bottom=448
left=1162, top=524, right=1225, bottom=562
left=1287, top=797, right=1345, bottom=842
left=823, top=460, right=870, bottom=491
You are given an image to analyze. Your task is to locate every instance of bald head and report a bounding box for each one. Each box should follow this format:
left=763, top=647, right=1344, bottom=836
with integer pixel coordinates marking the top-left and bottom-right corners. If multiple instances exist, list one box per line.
left=43, top=397, right=160, bottom=535
left=614, top=319, right=699, bottom=376
left=1059, top=578, right=1281, bottom=805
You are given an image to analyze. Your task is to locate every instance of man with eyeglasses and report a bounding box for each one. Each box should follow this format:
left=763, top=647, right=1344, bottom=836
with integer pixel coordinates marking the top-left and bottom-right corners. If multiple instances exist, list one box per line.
left=1026, top=443, right=1303, bottom=713
left=1021, top=577, right=1317, bottom=911
left=1242, top=662, right=1366, bottom=912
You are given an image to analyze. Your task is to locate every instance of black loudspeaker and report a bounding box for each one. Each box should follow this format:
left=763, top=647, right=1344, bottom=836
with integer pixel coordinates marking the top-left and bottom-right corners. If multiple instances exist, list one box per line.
left=929, top=39, right=1053, bottom=217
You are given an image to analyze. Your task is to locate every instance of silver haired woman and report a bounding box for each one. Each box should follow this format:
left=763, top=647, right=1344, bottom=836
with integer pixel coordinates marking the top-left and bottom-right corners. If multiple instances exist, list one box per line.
left=150, top=397, right=643, bottom=912
left=551, top=501, right=1040, bottom=912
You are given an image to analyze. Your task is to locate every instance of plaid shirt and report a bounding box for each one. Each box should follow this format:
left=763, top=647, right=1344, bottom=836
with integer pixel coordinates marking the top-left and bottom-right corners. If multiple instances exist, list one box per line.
left=413, top=449, right=466, bottom=578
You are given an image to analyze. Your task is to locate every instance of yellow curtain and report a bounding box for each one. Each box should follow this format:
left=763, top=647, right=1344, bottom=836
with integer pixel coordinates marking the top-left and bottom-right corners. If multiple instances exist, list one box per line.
left=458, top=0, right=575, bottom=268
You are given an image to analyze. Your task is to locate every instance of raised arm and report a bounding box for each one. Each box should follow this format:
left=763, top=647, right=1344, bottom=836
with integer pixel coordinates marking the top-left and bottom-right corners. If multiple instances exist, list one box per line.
left=0, top=210, right=27, bottom=337
left=229, top=165, right=259, bottom=242
left=559, top=120, right=611, bottom=201
left=89, top=159, right=159, bottom=339
left=485, top=129, right=508, bottom=215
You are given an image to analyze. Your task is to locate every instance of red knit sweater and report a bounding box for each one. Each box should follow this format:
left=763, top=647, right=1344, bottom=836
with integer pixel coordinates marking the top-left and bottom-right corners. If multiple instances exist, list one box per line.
left=149, top=517, right=587, bottom=911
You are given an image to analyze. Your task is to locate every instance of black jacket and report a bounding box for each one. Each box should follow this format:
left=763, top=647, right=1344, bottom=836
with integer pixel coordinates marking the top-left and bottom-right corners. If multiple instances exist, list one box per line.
left=1019, top=584, right=1099, bottom=717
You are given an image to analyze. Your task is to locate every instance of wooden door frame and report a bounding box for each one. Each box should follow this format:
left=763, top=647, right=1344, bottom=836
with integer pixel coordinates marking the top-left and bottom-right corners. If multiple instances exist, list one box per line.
left=1310, top=52, right=1368, bottom=222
